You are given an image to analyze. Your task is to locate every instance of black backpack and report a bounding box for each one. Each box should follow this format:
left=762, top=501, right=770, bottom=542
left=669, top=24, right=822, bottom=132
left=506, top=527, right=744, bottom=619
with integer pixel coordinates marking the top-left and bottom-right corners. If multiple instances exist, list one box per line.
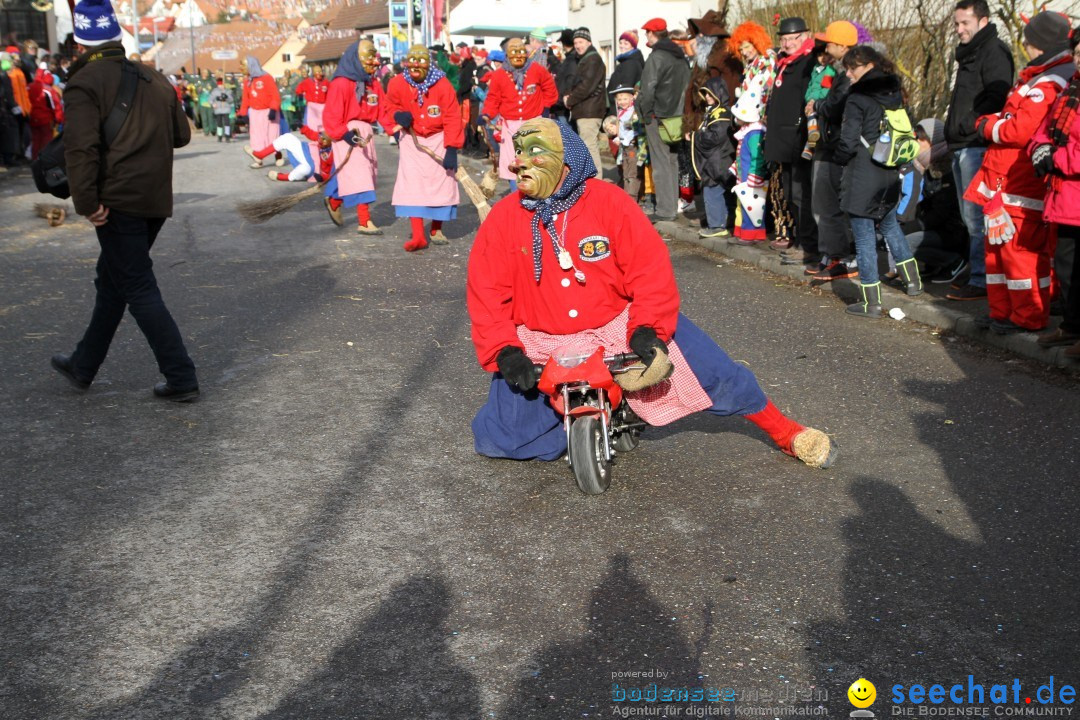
left=32, top=60, right=140, bottom=199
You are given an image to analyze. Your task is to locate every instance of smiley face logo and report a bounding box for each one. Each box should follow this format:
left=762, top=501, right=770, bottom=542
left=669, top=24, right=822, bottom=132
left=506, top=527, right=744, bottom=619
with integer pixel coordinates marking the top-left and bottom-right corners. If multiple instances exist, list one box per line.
left=848, top=679, right=876, bottom=708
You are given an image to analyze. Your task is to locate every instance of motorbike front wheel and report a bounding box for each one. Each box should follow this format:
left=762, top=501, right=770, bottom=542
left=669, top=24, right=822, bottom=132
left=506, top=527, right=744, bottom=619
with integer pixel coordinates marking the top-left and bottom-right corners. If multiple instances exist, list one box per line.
left=569, top=416, right=611, bottom=495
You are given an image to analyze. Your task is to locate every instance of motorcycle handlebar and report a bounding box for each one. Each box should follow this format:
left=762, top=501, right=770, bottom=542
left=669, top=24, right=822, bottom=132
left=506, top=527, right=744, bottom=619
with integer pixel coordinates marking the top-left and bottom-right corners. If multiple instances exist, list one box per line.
left=530, top=352, right=641, bottom=377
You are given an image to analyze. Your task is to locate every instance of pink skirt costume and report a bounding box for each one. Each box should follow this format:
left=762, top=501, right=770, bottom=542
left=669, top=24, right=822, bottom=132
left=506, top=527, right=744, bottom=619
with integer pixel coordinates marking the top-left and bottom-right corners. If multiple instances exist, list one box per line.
left=497, top=118, right=526, bottom=180
left=325, top=119, right=377, bottom=207
left=516, top=306, right=713, bottom=427
left=392, top=131, right=460, bottom=221
left=248, top=107, right=281, bottom=154
left=305, top=101, right=325, bottom=133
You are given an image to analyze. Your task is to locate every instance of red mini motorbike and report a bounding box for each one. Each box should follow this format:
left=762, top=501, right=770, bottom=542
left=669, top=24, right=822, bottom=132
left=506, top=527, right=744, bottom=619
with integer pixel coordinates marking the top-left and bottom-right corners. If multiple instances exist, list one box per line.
left=534, top=346, right=648, bottom=495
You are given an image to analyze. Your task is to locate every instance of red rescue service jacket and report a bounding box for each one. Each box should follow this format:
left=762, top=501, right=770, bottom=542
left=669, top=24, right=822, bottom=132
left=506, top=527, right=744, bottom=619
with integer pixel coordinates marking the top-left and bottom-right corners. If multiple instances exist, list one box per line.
left=965, top=52, right=1074, bottom=217
left=239, top=75, right=281, bottom=114
left=467, top=179, right=680, bottom=371
left=295, top=76, right=330, bottom=104
left=385, top=74, right=464, bottom=148
left=322, top=75, right=393, bottom=141
left=481, top=64, right=558, bottom=121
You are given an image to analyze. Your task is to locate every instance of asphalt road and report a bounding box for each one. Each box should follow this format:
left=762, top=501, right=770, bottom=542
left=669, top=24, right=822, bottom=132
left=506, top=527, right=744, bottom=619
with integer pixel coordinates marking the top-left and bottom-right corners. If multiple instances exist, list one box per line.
left=1, top=133, right=1077, bottom=720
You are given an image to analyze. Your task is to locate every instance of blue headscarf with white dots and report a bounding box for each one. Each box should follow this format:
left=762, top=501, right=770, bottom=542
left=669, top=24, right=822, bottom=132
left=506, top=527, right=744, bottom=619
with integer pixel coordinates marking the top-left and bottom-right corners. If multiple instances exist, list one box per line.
left=519, top=119, right=597, bottom=282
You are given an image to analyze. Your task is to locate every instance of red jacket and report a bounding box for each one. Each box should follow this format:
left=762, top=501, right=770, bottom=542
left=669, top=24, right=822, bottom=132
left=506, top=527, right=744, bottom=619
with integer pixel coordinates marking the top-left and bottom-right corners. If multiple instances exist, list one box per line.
left=295, top=76, right=329, bottom=104
left=481, top=65, right=558, bottom=121
left=965, top=52, right=1074, bottom=217
left=239, top=75, right=281, bottom=114
left=322, top=75, right=393, bottom=140
left=1033, top=74, right=1080, bottom=226
left=28, top=69, right=63, bottom=128
left=467, top=179, right=680, bottom=371
left=385, top=74, right=463, bottom=148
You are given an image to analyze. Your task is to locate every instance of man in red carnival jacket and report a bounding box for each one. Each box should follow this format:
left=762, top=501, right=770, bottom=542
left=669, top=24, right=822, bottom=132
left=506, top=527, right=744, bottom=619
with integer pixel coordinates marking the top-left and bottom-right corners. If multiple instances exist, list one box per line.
left=964, top=11, right=1076, bottom=333
left=467, top=117, right=837, bottom=470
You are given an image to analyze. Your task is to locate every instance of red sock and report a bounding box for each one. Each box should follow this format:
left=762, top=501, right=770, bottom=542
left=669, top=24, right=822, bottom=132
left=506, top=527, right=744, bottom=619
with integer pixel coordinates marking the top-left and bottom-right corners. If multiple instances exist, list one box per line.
left=430, top=219, right=443, bottom=233
left=274, top=172, right=289, bottom=181
left=745, top=399, right=804, bottom=456
left=356, top=203, right=371, bottom=226
left=254, top=145, right=275, bottom=159
left=404, top=217, right=428, bottom=252
left=328, top=197, right=343, bottom=211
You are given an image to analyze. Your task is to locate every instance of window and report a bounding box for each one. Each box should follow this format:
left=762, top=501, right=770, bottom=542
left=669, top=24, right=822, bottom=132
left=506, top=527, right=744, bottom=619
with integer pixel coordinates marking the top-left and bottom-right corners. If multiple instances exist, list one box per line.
left=282, top=53, right=291, bottom=62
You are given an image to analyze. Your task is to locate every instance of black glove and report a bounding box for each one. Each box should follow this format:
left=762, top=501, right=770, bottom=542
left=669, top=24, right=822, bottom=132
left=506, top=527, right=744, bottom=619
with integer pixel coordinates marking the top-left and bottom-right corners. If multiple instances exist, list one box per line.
left=496, top=346, right=537, bottom=391
left=268, top=109, right=278, bottom=122
left=975, top=116, right=989, bottom=140
left=343, top=129, right=361, bottom=146
left=442, top=146, right=458, bottom=171
left=1031, top=143, right=1056, bottom=178
left=394, top=111, right=413, bottom=129
left=628, top=326, right=668, bottom=366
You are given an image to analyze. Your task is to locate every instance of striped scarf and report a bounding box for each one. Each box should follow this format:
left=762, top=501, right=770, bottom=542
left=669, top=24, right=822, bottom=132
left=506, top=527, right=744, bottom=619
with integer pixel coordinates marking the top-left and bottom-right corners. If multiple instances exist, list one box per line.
left=1048, top=72, right=1080, bottom=149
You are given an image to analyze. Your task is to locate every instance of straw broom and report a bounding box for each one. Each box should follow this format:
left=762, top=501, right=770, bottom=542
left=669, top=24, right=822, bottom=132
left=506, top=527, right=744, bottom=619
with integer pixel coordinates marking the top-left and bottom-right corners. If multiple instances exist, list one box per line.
left=34, top=202, right=68, bottom=226
left=410, top=129, right=491, bottom=222
left=235, top=139, right=365, bottom=224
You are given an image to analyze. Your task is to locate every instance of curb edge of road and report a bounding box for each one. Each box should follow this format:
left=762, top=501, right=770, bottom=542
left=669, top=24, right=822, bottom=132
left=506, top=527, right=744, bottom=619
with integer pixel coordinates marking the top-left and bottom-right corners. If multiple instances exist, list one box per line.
left=653, top=220, right=1080, bottom=373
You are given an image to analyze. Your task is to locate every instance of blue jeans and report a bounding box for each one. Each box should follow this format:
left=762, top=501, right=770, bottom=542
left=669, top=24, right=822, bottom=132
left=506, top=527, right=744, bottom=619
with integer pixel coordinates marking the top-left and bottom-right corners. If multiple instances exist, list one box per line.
left=703, top=183, right=728, bottom=230
left=849, top=209, right=913, bottom=286
left=952, top=146, right=987, bottom=288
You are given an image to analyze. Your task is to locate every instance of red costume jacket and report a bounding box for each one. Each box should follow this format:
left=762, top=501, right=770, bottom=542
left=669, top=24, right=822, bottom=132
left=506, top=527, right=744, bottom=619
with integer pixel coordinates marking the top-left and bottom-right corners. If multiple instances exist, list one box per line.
left=481, top=65, right=558, bottom=121
left=467, top=179, right=680, bottom=371
left=238, top=75, right=281, bottom=114
left=965, top=52, right=1074, bottom=217
left=322, top=75, right=393, bottom=140
left=28, top=69, right=63, bottom=128
left=385, top=74, right=464, bottom=148
left=295, top=76, right=329, bottom=104
left=1032, top=78, right=1080, bottom=226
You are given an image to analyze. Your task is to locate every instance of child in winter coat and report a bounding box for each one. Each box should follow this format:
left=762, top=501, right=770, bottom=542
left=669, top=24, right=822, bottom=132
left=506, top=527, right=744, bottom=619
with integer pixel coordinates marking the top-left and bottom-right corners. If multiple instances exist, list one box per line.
left=210, top=77, right=234, bottom=142
left=28, top=67, right=62, bottom=159
left=690, top=77, right=735, bottom=238
left=802, top=44, right=836, bottom=160
left=611, top=85, right=642, bottom=199
left=729, top=74, right=769, bottom=244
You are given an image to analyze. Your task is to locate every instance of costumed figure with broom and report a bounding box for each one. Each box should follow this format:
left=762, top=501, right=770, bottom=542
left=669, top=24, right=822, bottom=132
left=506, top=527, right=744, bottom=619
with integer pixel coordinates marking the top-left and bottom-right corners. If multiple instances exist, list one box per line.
left=239, top=56, right=283, bottom=169
left=481, top=37, right=558, bottom=194
left=385, top=44, right=464, bottom=251
left=466, top=118, right=837, bottom=469
left=322, top=40, right=392, bottom=234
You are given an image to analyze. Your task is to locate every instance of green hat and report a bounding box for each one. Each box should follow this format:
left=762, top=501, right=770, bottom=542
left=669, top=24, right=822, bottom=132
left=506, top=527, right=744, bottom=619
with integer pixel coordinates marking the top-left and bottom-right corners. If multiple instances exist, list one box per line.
left=530, top=27, right=547, bottom=40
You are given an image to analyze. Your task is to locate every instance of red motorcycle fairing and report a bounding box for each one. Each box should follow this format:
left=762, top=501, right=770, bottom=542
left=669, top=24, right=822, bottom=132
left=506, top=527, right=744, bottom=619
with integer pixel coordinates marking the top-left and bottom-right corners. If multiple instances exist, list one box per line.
left=537, top=347, right=623, bottom=415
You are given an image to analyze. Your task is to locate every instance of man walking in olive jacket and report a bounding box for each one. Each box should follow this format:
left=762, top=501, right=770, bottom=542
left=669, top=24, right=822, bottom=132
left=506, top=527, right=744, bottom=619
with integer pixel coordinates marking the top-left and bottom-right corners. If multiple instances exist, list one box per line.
left=51, top=0, right=199, bottom=402
left=637, top=18, right=691, bottom=222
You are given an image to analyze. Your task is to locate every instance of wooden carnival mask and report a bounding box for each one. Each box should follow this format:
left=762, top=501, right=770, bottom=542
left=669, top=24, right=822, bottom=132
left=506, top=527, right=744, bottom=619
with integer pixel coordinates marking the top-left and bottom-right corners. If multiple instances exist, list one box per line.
left=506, top=38, right=529, bottom=69
left=405, top=45, right=430, bottom=81
left=511, top=118, right=565, bottom=199
left=357, top=40, right=379, bottom=75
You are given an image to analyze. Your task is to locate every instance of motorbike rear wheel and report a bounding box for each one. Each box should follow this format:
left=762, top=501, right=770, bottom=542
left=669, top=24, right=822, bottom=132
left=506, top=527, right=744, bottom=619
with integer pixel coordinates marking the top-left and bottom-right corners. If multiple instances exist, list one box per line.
left=569, top=416, right=611, bottom=495
left=612, top=429, right=640, bottom=453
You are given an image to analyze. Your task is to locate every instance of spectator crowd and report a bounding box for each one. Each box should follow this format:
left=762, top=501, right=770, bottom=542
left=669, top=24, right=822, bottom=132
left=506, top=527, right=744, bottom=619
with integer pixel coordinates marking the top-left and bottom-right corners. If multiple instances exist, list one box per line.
left=7, top=1, right=1080, bottom=360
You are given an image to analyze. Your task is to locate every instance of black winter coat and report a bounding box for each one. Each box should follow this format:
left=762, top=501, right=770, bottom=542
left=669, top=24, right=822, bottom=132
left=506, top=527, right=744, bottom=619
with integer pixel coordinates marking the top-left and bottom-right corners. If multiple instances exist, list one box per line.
left=691, top=87, right=735, bottom=187
left=812, top=66, right=851, bottom=161
left=553, top=51, right=579, bottom=111
left=607, top=49, right=644, bottom=100
left=944, top=23, right=1014, bottom=150
left=763, top=48, right=815, bottom=164
left=835, top=69, right=905, bottom=220
left=566, top=46, right=607, bottom=119
left=637, top=38, right=690, bottom=119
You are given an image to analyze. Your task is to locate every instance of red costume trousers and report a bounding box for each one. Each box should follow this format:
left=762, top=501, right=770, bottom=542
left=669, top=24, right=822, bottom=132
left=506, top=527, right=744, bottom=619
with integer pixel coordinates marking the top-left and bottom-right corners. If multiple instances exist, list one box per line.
left=985, top=214, right=1056, bottom=330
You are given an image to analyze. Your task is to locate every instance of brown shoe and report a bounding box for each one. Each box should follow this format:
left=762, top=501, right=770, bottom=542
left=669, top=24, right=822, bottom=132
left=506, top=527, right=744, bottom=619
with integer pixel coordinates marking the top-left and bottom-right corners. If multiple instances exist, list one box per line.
left=769, top=238, right=792, bottom=250
left=946, top=284, right=988, bottom=301
left=1065, top=341, right=1080, bottom=360
left=1037, top=327, right=1080, bottom=347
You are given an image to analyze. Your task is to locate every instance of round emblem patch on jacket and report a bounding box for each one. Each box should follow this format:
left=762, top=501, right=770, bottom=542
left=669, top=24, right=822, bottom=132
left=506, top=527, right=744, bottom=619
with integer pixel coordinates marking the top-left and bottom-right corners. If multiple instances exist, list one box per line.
left=526, top=83, right=538, bottom=95
left=578, top=235, right=611, bottom=262
left=426, top=105, right=442, bottom=117
left=366, top=93, right=379, bottom=105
